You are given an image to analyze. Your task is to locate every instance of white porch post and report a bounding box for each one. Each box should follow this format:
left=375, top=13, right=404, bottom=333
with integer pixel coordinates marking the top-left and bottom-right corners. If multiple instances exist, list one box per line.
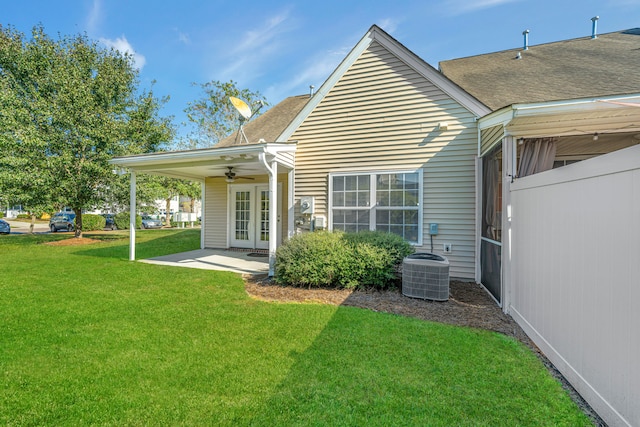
left=268, top=160, right=278, bottom=276
left=200, top=181, right=206, bottom=249
left=129, top=171, right=136, bottom=261
left=287, top=169, right=295, bottom=239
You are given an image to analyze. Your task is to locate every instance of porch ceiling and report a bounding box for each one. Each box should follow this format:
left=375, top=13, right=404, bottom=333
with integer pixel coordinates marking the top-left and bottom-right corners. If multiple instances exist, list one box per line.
left=506, top=105, right=640, bottom=138
left=479, top=94, right=640, bottom=139
left=110, top=143, right=296, bottom=181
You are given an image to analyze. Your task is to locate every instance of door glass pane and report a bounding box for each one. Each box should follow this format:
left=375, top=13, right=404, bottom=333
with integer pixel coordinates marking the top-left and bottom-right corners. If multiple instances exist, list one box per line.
left=260, top=190, right=269, bottom=242
left=235, top=191, right=250, bottom=241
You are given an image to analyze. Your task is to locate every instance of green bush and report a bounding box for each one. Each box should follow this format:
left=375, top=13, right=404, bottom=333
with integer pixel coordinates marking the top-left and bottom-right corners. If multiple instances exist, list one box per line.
left=17, top=213, right=30, bottom=219
left=275, top=230, right=414, bottom=290
left=343, top=230, right=414, bottom=266
left=81, top=214, right=106, bottom=231
left=114, top=212, right=142, bottom=229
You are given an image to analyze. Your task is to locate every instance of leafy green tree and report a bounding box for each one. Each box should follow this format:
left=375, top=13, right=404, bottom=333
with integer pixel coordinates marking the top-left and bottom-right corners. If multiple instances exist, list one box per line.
left=182, top=80, right=267, bottom=148
left=0, top=25, right=174, bottom=237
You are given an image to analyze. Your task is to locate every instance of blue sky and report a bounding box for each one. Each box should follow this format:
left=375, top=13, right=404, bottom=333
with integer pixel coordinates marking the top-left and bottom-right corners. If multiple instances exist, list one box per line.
left=3, top=0, right=639, bottom=140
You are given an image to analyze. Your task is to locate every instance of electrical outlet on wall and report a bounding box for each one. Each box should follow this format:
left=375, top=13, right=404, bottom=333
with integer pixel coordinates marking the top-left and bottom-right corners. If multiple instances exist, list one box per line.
left=443, top=243, right=452, bottom=254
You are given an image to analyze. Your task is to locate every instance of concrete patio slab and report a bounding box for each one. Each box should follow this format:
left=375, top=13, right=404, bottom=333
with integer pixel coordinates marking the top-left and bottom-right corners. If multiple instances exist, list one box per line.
left=140, top=249, right=269, bottom=275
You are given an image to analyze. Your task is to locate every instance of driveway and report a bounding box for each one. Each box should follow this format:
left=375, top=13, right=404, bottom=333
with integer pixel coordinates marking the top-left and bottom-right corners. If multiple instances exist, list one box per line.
left=3, top=219, right=51, bottom=234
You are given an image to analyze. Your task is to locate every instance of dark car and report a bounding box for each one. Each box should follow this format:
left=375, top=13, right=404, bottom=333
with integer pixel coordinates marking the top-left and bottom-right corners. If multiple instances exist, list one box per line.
left=102, top=213, right=116, bottom=230
left=49, top=212, right=75, bottom=232
left=0, top=219, right=10, bottom=234
left=141, top=215, right=163, bottom=229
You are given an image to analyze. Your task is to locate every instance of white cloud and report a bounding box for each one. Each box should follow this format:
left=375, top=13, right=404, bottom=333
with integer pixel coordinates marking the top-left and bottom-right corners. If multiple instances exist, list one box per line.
left=175, top=28, right=191, bottom=45
left=377, top=18, right=399, bottom=34
left=214, top=9, right=294, bottom=82
left=99, top=36, right=146, bottom=70
left=85, top=0, right=102, bottom=33
left=264, top=47, right=346, bottom=101
left=443, top=0, right=519, bottom=15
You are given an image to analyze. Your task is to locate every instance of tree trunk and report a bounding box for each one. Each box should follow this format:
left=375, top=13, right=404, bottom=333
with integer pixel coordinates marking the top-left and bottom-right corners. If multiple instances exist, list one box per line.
left=29, top=214, right=36, bottom=234
left=165, top=198, right=171, bottom=227
left=74, top=208, right=82, bottom=238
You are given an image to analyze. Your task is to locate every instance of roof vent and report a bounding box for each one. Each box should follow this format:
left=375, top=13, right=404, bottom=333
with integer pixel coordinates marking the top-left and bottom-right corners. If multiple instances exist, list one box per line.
left=309, top=85, right=315, bottom=97
left=522, top=29, right=529, bottom=50
left=591, top=16, right=599, bottom=39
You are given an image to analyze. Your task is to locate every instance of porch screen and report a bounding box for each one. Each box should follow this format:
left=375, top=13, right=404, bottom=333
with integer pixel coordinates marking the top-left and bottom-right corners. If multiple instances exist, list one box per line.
left=481, top=146, right=502, bottom=303
left=331, top=172, right=420, bottom=243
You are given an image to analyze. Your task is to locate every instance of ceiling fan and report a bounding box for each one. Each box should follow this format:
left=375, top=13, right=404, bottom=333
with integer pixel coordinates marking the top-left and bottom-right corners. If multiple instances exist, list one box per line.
left=210, top=166, right=255, bottom=183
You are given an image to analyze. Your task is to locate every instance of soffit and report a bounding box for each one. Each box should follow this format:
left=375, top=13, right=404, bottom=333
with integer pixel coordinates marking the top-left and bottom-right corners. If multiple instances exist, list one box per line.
left=110, top=143, right=296, bottom=181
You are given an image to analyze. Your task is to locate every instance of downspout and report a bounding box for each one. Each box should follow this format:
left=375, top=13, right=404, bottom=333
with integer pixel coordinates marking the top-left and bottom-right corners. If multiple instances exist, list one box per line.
left=259, top=152, right=277, bottom=276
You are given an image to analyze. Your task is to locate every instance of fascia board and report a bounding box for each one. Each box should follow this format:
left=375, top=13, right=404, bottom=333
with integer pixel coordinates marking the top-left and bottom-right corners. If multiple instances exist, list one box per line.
left=478, top=107, right=514, bottom=130
left=512, top=93, right=640, bottom=118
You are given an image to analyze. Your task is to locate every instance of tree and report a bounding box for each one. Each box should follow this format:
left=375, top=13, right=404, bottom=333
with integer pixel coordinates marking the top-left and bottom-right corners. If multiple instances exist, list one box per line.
left=0, top=25, right=174, bottom=237
left=182, top=80, right=267, bottom=148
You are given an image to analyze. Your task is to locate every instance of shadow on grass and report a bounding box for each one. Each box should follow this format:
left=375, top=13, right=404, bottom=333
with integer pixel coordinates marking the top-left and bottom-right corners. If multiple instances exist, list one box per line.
left=74, top=229, right=201, bottom=261
left=242, top=301, right=591, bottom=426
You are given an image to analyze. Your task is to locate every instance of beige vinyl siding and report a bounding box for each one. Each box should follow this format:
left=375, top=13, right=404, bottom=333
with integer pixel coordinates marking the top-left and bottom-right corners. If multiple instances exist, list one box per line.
left=204, top=178, right=228, bottom=248
left=203, top=174, right=289, bottom=249
left=480, top=124, right=504, bottom=156
left=291, top=40, right=479, bottom=279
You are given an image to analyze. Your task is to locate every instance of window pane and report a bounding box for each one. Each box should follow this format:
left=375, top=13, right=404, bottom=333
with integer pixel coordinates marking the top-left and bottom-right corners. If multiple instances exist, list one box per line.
left=377, top=190, right=389, bottom=207
left=357, top=191, right=369, bottom=207
left=358, top=175, right=370, bottom=190
left=404, top=225, right=418, bottom=242
left=345, top=175, right=358, bottom=191
left=333, top=192, right=344, bottom=207
left=390, top=190, right=404, bottom=206
left=333, top=176, right=344, bottom=191
left=345, top=191, right=357, bottom=206
left=403, top=173, right=420, bottom=189
left=406, top=189, right=419, bottom=206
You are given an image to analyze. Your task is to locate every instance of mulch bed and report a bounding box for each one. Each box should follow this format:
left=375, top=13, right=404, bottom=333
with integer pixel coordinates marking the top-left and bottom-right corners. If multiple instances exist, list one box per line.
left=244, top=275, right=604, bottom=426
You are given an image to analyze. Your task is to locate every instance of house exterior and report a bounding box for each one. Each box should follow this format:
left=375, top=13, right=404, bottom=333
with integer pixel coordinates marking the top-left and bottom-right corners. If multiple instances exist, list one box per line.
left=111, top=25, right=640, bottom=426
left=112, top=25, right=490, bottom=279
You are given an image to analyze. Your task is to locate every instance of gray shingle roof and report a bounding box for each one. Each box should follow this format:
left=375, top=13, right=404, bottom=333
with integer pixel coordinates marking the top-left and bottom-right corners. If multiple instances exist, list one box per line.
left=439, top=28, right=640, bottom=111
left=216, top=95, right=310, bottom=147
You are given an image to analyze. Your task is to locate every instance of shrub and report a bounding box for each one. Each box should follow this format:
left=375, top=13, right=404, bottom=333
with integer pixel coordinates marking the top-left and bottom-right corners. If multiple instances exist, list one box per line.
left=275, top=230, right=415, bottom=290
left=114, top=212, right=142, bottom=229
left=343, top=230, right=414, bottom=266
left=17, top=213, right=30, bottom=219
left=81, top=214, right=106, bottom=231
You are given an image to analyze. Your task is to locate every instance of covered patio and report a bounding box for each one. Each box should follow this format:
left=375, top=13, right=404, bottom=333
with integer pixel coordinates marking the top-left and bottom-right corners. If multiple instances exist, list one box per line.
left=110, top=142, right=297, bottom=276
left=140, top=248, right=269, bottom=275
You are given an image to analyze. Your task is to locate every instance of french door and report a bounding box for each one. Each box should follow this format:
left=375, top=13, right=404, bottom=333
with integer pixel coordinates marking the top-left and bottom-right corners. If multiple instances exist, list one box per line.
left=230, top=184, right=280, bottom=249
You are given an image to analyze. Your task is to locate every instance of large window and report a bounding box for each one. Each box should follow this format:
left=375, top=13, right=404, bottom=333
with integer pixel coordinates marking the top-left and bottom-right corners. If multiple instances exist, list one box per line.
left=330, top=171, right=421, bottom=243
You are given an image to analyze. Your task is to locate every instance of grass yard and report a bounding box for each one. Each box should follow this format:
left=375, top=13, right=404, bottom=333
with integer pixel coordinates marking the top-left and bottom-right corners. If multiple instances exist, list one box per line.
left=0, top=230, right=591, bottom=426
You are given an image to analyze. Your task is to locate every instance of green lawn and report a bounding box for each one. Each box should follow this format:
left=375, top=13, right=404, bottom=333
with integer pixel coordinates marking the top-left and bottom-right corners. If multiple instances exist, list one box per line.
left=0, top=230, right=590, bottom=426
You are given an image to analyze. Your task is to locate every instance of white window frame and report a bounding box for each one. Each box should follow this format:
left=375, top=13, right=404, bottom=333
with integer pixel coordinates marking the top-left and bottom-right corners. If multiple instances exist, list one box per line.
left=328, top=169, right=423, bottom=245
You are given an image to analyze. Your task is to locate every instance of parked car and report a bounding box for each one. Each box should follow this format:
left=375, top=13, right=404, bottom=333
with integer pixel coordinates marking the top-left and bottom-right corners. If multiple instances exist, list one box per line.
left=49, top=212, right=75, bottom=232
left=102, top=213, right=116, bottom=230
left=141, top=216, right=163, bottom=229
left=0, top=219, right=10, bottom=234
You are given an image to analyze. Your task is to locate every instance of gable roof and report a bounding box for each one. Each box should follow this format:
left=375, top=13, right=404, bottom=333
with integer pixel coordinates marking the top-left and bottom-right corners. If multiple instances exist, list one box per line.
left=216, top=95, right=310, bottom=147
left=276, top=25, right=491, bottom=142
left=439, top=28, right=640, bottom=111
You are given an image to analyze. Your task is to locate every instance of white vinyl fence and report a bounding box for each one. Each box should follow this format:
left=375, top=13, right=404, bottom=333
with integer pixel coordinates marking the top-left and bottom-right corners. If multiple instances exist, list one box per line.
left=508, top=144, right=640, bottom=427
